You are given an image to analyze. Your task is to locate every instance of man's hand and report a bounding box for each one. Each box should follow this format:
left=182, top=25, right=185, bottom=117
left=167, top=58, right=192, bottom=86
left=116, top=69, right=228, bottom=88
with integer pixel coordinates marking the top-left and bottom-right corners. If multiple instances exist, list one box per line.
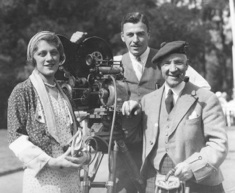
left=121, top=100, right=141, bottom=116
left=70, top=31, right=87, bottom=43
left=174, top=162, right=193, bottom=181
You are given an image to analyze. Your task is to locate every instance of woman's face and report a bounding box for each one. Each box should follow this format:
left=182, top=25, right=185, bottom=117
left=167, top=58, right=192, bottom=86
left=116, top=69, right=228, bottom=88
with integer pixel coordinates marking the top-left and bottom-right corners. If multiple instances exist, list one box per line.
left=33, top=40, right=60, bottom=79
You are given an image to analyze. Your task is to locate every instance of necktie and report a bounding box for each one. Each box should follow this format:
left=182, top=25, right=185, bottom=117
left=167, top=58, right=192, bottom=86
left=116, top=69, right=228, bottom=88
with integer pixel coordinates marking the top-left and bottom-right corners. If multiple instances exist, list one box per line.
left=165, top=89, right=174, bottom=113
left=135, top=56, right=141, bottom=62
left=135, top=56, right=143, bottom=80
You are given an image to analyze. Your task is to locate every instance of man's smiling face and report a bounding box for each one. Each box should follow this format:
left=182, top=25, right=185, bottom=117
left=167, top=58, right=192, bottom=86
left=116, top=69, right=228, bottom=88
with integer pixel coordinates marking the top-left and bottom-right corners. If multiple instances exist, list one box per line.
left=121, top=21, right=150, bottom=57
left=160, top=53, right=188, bottom=88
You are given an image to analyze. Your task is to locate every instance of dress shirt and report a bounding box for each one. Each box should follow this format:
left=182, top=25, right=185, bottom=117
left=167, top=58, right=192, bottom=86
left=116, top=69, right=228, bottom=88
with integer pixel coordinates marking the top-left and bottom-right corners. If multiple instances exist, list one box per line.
left=129, top=47, right=150, bottom=81
left=164, top=81, right=186, bottom=105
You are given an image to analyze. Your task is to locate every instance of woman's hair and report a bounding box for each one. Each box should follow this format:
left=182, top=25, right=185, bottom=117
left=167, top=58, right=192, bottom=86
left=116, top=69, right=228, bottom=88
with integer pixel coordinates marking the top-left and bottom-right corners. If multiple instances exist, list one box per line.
left=27, top=31, right=65, bottom=66
left=121, top=12, right=150, bottom=32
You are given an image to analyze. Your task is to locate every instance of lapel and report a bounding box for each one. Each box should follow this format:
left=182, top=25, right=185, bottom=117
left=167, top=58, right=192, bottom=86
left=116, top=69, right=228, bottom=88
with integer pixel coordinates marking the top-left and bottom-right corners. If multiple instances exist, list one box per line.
left=29, top=70, right=78, bottom=145
left=123, top=48, right=158, bottom=83
left=150, top=86, right=165, bottom=142
left=168, top=82, right=198, bottom=136
left=29, top=70, right=59, bottom=143
left=140, top=48, right=157, bottom=83
left=123, top=53, right=139, bottom=82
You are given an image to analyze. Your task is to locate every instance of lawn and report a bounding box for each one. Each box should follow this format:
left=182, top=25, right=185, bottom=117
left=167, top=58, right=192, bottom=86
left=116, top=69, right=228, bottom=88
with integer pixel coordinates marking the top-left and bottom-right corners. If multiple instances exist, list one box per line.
left=0, top=129, right=23, bottom=176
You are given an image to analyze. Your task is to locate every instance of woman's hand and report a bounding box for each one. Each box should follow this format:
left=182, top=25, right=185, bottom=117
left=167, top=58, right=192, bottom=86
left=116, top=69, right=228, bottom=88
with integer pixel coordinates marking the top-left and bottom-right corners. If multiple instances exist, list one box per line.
left=46, top=148, right=86, bottom=174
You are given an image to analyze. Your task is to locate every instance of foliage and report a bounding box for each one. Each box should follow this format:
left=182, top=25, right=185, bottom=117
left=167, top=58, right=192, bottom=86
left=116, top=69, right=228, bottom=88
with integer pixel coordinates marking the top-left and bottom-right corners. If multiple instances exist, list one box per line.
left=0, top=0, right=232, bottom=127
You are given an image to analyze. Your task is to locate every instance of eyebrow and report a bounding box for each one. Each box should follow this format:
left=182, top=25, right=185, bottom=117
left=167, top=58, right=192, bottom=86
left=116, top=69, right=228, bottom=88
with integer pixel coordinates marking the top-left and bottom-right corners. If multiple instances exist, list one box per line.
left=174, top=59, right=184, bottom=62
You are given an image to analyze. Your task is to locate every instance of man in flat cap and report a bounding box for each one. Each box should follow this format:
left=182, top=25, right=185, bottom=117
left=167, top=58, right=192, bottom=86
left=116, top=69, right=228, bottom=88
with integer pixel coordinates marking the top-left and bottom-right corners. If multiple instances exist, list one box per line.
left=122, top=40, right=228, bottom=193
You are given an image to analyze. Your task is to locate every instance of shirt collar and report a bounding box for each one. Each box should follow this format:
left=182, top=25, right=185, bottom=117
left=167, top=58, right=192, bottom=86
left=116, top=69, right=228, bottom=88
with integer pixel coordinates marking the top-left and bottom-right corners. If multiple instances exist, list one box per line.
left=164, top=81, right=186, bottom=101
left=129, top=47, right=150, bottom=64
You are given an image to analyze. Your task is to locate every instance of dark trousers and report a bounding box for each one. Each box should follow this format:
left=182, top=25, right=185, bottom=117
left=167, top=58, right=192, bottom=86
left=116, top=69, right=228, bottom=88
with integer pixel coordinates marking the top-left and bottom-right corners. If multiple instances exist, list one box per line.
left=115, top=142, right=142, bottom=193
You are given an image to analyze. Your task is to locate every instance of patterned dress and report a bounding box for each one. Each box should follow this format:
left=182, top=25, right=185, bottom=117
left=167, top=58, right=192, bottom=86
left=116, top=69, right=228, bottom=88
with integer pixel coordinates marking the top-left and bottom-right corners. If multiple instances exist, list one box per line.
left=8, top=80, right=81, bottom=193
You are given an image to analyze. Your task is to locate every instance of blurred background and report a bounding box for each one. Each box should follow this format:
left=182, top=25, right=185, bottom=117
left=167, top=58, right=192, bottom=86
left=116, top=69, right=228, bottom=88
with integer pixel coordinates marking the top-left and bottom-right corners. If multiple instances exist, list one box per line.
left=0, top=0, right=234, bottom=128
left=1, top=1, right=235, bottom=192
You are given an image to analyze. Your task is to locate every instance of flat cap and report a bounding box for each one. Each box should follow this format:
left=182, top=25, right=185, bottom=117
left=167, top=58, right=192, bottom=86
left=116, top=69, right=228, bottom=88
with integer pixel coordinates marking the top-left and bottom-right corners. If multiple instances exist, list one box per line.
left=152, top=40, right=188, bottom=65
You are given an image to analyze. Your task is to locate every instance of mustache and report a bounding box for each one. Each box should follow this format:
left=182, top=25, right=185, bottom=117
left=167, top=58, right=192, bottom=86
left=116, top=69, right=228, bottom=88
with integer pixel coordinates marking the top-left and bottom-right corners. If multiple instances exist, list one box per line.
left=131, top=43, right=141, bottom=47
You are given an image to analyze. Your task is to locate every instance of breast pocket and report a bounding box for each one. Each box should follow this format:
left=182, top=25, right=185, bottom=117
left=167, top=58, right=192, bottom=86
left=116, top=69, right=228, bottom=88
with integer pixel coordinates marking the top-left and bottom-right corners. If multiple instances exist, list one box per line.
left=183, top=116, right=203, bottom=141
left=185, top=116, right=201, bottom=125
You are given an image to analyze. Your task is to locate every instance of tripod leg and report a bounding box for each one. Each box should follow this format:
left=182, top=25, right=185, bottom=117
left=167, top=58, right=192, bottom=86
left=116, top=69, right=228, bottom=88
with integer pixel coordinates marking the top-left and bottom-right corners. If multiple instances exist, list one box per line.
left=116, top=139, right=145, bottom=193
left=106, top=141, right=118, bottom=193
left=89, top=152, right=104, bottom=181
left=81, top=165, right=90, bottom=193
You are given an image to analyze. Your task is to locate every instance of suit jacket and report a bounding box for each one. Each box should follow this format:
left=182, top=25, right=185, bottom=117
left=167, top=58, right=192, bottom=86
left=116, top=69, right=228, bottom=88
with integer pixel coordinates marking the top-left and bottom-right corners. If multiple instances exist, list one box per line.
left=121, top=48, right=164, bottom=143
left=122, top=48, right=164, bottom=102
left=140, top=82, right=228, bottom=186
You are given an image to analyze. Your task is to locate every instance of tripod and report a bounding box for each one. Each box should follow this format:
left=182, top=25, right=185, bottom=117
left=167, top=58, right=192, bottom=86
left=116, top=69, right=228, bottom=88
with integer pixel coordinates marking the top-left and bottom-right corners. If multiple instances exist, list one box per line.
left=77, top=117, right=145, bottom=193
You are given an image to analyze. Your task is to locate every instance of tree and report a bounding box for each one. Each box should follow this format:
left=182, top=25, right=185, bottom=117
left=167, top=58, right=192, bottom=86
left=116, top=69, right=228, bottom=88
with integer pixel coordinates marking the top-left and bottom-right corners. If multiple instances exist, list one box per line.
left=0, top=0, right=232, bottom=128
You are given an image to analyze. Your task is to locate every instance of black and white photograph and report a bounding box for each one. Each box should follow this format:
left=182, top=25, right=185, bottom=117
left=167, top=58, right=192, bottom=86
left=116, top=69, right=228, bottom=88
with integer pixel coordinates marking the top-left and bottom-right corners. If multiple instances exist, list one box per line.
left=0, top=0, right=234, bottom=193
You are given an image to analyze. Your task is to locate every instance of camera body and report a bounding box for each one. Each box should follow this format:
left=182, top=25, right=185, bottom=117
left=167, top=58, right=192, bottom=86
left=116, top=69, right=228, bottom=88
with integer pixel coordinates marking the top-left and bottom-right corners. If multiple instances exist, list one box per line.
left=56, top=35, right=129, bottom=151
left=56, top=35, right=128, bottom=111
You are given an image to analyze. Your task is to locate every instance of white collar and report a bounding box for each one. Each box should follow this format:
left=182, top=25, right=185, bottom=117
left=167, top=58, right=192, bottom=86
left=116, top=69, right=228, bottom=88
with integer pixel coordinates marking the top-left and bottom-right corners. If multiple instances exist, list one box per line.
left=164, top=81, right=186, bottom=103
left=129, top=47, right=150, bottom=64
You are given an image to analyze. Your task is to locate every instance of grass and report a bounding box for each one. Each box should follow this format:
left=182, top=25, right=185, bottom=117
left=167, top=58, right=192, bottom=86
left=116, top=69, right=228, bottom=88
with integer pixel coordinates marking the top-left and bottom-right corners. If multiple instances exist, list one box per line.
left=0, top=129, right=23, bottom=176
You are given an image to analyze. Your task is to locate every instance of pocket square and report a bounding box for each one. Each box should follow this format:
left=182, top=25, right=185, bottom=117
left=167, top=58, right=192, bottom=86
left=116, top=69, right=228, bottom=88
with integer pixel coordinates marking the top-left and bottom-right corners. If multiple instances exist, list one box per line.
left=188, top=111, right=199, bottom=119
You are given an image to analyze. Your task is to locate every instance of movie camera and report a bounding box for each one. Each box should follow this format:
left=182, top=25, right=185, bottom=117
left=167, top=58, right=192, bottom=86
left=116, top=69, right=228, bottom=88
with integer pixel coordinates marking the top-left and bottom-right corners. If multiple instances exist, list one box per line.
left=56, top=35, right=130, bottom=147
left=56, top=34, right=144, bottom=193
left=56, top=35, right=128, bottom=109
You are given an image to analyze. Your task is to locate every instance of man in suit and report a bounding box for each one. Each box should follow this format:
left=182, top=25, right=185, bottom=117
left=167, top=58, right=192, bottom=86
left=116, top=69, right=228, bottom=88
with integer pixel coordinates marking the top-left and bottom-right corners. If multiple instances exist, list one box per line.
left=70, top=13, right=211, bottom=193
left=123, top=40, right=228, bottom=193
left=117, top=12, right=214, bottom=193
left=116, top=12, right=170, bottom=193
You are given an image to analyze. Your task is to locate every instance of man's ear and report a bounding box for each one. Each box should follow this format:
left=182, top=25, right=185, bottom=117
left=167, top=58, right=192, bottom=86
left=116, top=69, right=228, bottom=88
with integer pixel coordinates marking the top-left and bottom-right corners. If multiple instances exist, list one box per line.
left=121, top=32, right=125, bottom=42
left=147, top=31, right=150, bottom=40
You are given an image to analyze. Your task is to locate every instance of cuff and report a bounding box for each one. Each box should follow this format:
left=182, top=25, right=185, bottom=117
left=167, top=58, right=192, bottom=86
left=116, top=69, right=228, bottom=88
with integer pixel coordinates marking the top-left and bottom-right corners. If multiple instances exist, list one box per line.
left=185, top=153, right=216, bottom=183
left=9, top=135, right=51, bottom=176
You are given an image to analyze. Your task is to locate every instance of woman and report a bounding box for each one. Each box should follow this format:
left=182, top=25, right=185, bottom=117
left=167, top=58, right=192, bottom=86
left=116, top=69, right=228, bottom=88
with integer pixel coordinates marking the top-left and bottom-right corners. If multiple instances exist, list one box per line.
left=8, top=31, right=85, bottom=193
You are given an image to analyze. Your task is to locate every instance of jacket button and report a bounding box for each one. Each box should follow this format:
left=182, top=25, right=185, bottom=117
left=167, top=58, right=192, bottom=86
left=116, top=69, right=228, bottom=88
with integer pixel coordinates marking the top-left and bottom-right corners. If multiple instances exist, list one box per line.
left=150, top=141, right=154, bottom=145
left=198, top=156, right=202, bottom=160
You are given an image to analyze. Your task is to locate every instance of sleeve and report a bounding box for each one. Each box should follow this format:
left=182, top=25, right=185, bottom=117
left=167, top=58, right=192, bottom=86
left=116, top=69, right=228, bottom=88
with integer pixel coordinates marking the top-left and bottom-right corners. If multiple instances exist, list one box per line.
left=8, top=85, right=28, bottom=143
left=9, top=135, right=51, bottom=177
left=186, top=66, right=211, bottom=90
left=185, top=94, right=228, bottom=182
left=8, top=86, right=51, bottom=176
